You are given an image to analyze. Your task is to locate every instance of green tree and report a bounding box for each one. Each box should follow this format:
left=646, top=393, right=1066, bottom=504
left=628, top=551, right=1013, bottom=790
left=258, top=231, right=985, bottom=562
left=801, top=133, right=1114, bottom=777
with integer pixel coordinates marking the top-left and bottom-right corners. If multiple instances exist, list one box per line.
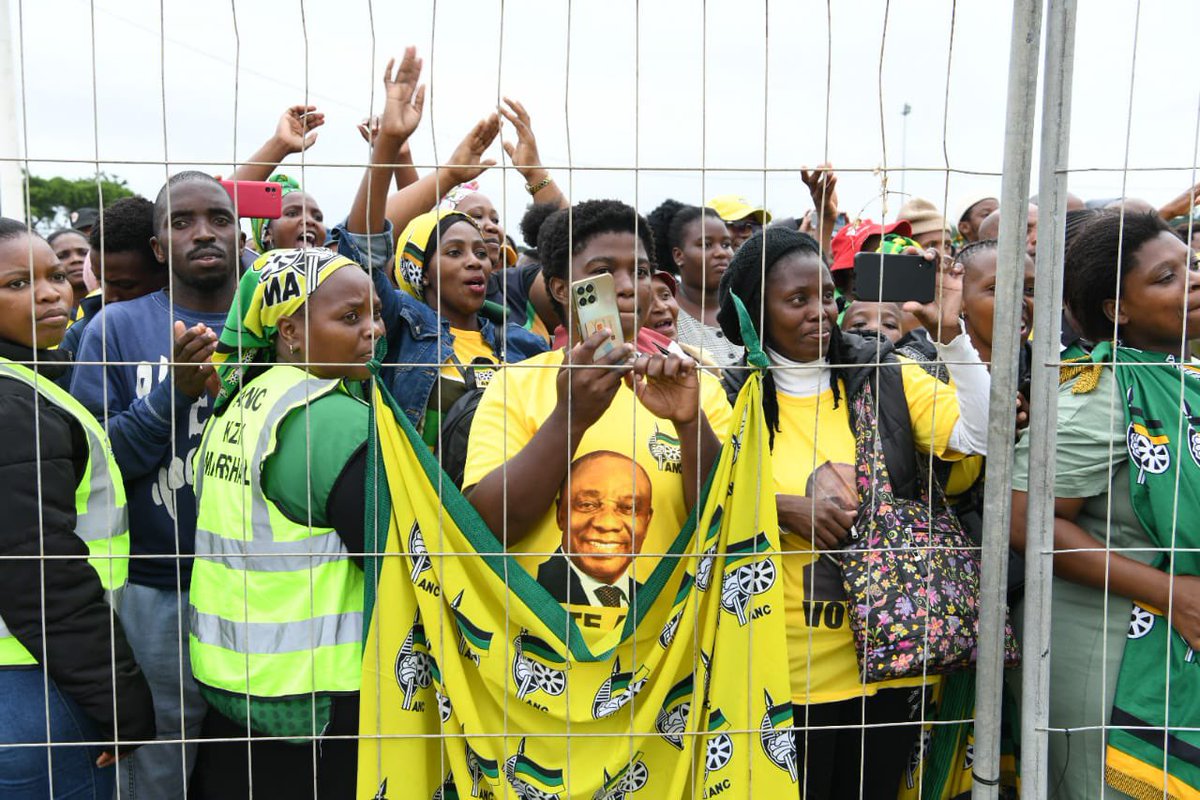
left=23, top=171, right=136, bottom=231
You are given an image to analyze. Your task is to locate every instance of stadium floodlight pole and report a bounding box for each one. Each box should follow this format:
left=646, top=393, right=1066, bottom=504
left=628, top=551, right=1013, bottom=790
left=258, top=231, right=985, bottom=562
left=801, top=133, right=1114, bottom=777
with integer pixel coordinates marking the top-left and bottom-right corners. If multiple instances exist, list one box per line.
left=971, top=0, right=1043, bottom=797
left=1021, top=1, right=1078, bottom=797
left=0, top=0, right=25, bottom=222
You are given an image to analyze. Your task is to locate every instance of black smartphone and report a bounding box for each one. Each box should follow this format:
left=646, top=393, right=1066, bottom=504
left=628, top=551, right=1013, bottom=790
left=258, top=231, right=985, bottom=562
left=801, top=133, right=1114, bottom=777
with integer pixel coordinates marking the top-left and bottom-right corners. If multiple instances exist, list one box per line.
left=853, top=252, right=937, bottom=304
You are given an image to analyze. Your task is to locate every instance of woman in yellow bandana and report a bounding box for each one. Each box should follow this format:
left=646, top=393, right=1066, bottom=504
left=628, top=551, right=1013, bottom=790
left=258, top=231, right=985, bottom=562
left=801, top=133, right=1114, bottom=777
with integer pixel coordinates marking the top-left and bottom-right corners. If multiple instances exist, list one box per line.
left=187, top=248, right=384, bottom=799
left=374, top=209, right=546, bottom=470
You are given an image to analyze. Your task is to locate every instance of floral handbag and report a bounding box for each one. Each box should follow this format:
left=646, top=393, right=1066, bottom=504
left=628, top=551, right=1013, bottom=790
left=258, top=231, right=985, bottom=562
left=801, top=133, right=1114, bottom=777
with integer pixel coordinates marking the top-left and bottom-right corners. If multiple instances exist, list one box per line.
left=838, top=382, right=1020, bottom=682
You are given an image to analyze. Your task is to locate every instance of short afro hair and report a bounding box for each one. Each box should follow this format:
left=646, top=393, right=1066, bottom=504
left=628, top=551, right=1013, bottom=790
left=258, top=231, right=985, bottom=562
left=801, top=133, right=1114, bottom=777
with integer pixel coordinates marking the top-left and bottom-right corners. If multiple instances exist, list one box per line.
left=1064, top=211, right=1175, bottom=342
left=537, top=199, right=656, bottom=320
left=152, top=171, right=226, bottom=231
left=518, top=202, right=562, bottom=251
left=89, top=196, right=158, bottom=270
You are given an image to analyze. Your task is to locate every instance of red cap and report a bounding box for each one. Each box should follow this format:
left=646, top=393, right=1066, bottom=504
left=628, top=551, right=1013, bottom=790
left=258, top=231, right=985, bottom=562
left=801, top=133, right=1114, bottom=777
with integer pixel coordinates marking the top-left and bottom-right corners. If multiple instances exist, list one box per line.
left=829, top=218, right=913, bottom=271
left=651, top=270, right=678, bottom=295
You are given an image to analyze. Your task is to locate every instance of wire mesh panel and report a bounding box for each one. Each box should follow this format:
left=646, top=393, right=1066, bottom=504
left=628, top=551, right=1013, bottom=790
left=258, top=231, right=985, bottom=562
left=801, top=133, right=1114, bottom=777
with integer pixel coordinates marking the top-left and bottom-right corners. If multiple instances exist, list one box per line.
left=0, top=1, right=1199, bottom=799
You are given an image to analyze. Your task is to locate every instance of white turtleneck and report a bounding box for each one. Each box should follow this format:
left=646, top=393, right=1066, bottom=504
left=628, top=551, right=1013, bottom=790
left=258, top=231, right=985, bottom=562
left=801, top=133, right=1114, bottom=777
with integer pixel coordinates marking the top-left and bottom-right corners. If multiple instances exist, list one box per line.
left=765, top=330, right=990, bottom=456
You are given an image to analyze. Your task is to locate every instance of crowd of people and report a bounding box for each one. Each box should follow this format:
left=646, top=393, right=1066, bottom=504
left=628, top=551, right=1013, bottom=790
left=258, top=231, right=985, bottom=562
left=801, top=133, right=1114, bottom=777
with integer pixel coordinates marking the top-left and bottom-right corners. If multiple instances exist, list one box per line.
left=2, top=46, right=1199, bottom=800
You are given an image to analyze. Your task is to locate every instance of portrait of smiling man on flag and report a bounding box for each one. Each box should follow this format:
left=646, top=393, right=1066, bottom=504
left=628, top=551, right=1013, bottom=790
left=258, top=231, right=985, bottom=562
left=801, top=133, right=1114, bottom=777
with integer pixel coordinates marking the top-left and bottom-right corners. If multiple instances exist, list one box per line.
left=536, top=451, right=653, bottom=608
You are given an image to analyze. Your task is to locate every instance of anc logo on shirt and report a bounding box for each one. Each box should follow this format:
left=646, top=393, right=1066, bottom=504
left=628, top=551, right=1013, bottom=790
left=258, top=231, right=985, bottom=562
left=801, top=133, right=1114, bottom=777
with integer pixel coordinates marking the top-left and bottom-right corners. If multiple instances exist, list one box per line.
left=720, top=533, right=777, bottom=625
left=760, top=690, right=798, bottom=782
left=647, top=424, right=682, bottom=473
left=1184, top=400, right=1200, bottom=470
left=512, top=630, right=568, bottom=701
left=592, top=753, right=650, bottom=800
left=505, top=738, right=565, bottom=800
left=592, top=657, right=650, bottom=719
left=655, top=673, right=694, bottom=750
left=1126, top=387, right=1171, bottom=483
left=394, top=611, right=435, bottom=711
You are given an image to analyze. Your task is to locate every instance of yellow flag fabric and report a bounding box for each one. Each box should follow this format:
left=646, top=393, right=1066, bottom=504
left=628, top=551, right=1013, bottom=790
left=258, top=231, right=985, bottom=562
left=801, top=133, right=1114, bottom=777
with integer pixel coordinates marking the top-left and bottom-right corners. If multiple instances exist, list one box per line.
left=357, top=368, right=796, bottom=800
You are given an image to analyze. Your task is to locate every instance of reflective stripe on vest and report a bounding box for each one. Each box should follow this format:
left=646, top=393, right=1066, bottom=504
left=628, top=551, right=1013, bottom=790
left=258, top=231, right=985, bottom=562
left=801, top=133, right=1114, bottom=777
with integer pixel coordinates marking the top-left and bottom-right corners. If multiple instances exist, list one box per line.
left=188, top=366, right=365, bottom=698
left=0, top=358, right=129, bottom=666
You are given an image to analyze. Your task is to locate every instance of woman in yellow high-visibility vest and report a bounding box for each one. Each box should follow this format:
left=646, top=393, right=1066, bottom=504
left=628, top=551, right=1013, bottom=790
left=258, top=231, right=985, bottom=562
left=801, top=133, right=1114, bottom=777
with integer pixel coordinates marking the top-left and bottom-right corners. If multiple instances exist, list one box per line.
left=187, top=247, right=385, bottom=799
left=0, top=217, right=155, bottom=799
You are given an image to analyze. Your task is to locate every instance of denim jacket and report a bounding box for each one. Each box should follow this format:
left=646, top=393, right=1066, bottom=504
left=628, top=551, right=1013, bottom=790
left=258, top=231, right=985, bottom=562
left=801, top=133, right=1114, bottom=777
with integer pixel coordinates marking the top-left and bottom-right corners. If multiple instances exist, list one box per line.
left=337, top=225, right=546, bottom=427
left=376, top=280, right=547, bottom=426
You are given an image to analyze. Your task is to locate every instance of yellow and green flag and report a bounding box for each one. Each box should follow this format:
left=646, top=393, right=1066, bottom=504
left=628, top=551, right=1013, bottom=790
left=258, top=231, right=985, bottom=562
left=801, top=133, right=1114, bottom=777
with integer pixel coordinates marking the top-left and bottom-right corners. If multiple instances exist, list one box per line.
left=357, top=362, right=795, bottom=799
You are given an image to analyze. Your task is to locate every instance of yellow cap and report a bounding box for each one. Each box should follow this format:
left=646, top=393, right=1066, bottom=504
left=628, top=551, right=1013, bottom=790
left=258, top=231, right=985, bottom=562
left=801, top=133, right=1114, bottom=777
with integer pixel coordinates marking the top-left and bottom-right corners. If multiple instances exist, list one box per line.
left=706, top=195, right=772, bottom=225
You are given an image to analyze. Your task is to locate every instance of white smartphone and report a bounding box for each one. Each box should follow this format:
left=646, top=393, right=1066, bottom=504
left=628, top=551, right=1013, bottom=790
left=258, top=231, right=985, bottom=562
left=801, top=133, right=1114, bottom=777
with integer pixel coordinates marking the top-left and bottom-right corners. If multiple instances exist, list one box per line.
left=571, top=273, right=625, bottom=358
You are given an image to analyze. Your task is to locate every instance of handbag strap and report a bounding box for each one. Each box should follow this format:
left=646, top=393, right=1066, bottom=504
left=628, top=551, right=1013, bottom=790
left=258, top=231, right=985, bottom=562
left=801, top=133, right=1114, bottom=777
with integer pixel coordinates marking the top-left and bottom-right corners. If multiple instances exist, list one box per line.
left=849, top=380, right=953, bottom=514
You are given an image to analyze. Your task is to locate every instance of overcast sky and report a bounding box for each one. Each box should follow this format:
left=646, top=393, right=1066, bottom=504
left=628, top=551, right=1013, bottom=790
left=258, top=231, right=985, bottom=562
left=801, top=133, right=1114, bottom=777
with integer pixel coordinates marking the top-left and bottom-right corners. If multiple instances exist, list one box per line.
left=3, top=0, right=1199, bottom=237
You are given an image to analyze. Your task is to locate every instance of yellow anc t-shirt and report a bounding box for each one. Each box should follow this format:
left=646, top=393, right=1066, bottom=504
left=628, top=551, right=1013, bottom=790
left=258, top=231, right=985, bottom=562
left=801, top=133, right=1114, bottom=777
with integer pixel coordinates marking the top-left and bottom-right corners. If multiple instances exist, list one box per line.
left=422, top=328, right=500, bottom=450
left=463, top=348, right=734, bottom=625
left=773, top=357, right=963, bottom=705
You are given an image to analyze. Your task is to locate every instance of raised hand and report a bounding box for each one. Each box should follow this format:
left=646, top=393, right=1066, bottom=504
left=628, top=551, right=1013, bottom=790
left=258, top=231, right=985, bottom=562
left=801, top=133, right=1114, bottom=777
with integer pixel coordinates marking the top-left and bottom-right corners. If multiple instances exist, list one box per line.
left=357, top=115, right=380, bottom=146
left=901, top=246, right=963, bottom=345
left=800, top=163, right=839, bottom=224
left=499, top=97, right=545, bottom=181
left=445, top=114, right=501, bottom=186
left=274, top=104, right=324, bottom=155
left=379, top=47, right=426, bottom=143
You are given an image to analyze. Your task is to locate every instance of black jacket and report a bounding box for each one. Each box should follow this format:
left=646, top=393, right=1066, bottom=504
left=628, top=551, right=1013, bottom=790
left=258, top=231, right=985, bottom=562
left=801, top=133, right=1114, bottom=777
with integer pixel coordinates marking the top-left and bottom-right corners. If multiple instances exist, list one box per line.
left=0, top=340, right=155, bottom=746
left=724, top=332, right=922, bottom=500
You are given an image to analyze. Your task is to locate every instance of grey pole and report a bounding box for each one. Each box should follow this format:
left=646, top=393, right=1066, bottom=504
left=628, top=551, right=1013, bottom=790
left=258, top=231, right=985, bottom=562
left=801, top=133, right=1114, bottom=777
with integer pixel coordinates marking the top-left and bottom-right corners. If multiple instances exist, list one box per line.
left=971, top=0, right=1044, bottom=796
left=1020, top=1, right=1078, bottom=797
left=901, top=103, right=911, bottom=198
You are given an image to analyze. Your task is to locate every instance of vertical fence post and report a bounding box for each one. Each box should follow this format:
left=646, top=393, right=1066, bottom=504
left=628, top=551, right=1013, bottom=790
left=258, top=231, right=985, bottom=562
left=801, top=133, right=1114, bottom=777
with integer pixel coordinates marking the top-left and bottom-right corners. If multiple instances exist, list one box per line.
left=0, top=0, right=26, bottom=222
left=972, top=0, right=1044, bottom=796
left=1020, top=1, right=1078, bottom=797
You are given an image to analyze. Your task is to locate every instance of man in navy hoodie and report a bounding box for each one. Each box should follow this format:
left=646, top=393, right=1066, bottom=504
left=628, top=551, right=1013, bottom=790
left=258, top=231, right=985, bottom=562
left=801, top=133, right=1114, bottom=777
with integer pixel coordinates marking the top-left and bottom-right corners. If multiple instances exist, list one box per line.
left=71, top=171, right=237, bottom=798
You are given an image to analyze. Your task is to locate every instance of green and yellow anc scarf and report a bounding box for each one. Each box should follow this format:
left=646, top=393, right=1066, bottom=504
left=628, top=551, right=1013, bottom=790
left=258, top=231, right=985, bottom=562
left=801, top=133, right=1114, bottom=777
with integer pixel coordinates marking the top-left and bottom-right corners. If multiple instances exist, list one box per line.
left=1073, top=341, right=1200, bottom=799
left=211, top=247, right=358, bottom=413
left=357, top=295, right=797, bottom=799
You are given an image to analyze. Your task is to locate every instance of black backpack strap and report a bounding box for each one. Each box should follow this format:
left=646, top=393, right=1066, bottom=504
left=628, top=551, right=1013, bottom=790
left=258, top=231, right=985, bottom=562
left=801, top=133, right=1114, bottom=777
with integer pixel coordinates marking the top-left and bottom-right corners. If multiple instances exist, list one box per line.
left=447, top=352, right=477, bottom=390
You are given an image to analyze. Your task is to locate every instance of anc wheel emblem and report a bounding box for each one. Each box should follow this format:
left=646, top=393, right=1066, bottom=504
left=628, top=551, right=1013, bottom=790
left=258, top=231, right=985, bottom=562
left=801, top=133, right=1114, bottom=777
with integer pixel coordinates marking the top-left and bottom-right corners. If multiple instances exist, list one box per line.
left=705, top=733, right=733, bottom=773
left=1128, top=424, right=1170, bottom=481
left=1128, top=605, right=1155, bottom=639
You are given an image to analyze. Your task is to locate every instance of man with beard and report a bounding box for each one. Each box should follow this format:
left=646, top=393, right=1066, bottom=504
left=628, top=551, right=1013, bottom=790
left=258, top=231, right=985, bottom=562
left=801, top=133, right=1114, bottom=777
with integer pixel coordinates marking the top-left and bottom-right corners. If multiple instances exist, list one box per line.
left=70, top=171, right=238, bottom=798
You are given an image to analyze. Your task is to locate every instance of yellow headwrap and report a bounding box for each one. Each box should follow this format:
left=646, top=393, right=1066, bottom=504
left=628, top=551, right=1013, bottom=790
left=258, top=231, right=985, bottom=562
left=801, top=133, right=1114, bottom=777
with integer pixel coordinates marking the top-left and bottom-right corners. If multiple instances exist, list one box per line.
left=394, top=209, right=478, bottom=299
left=213, top=247, right=356, bottom=411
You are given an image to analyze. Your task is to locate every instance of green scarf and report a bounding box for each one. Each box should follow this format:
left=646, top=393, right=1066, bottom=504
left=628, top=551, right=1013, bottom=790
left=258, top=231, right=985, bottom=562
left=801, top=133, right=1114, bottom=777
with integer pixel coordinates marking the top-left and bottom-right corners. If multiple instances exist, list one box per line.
left=1091, top=341, right=1200, bottom=799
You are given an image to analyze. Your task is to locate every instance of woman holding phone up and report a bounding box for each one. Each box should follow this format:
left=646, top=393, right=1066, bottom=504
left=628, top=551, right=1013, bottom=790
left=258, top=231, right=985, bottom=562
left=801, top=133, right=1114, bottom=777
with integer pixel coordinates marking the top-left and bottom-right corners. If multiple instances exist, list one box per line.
left=464, top=199, right=732, bottom=611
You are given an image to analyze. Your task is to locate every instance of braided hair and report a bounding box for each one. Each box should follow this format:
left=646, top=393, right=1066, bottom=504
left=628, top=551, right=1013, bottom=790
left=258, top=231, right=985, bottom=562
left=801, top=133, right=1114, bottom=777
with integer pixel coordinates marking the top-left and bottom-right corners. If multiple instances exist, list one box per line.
left=647, top=199, right=685, bottom=275
left=717, top=226, right=850, bottom=447
left=953, top=238, right=998, bottom=273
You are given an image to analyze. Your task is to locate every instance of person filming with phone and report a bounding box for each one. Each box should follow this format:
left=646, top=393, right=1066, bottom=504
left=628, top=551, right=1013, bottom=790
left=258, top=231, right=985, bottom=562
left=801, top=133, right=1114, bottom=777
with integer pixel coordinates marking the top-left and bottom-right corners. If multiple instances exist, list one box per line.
left=464, top=199, right=732, bottom=608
